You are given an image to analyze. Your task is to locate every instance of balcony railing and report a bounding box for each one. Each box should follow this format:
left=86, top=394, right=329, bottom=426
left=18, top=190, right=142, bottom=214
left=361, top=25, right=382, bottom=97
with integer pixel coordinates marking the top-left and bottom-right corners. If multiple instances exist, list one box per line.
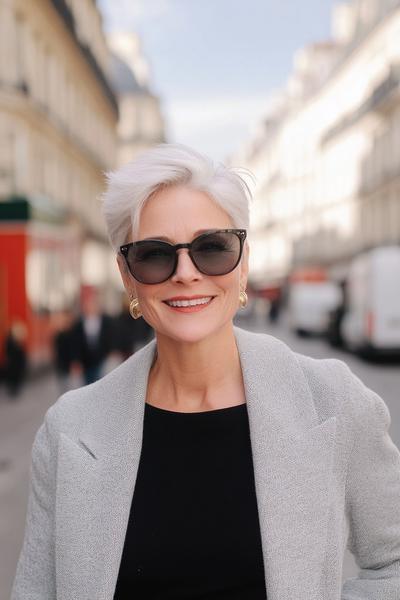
left=321, top=64, right=400, bottom=146
left=50, top=0, right=118, bottom=117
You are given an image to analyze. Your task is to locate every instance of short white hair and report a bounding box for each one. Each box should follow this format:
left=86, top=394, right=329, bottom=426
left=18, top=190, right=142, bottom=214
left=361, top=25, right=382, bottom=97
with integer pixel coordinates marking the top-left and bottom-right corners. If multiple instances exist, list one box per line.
left=101, top=143, right=253, bottom=251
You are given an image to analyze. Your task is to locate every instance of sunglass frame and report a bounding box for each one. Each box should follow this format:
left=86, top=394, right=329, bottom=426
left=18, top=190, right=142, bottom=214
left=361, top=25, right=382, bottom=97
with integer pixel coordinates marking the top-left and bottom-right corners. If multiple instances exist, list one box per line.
left=119, top=228, right=247, bottom=284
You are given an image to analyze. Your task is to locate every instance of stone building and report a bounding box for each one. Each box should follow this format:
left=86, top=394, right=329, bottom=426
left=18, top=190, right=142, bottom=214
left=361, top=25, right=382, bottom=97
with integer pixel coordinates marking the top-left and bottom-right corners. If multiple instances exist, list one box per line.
left=0, top=0, right=119, bottom=364
left=235, top=0, right=400, bottom=287
left=0, top=0, right=118, bottom=237
left=108, top=31, right=165, bottom=166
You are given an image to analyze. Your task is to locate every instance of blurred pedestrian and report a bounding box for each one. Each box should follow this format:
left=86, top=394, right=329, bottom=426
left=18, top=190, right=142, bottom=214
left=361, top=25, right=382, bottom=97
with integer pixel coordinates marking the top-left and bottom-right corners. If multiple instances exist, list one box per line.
left=69, top=289, right=113, bottom=385
left=112, top=295, right=153, bottom=360
left=12, top=144, right=400, bottom=599
left=4, top=320, right=27, bottom=398
left=268, top=290, right=281, bottom=324
left=52, top=309, right=74, bottom=393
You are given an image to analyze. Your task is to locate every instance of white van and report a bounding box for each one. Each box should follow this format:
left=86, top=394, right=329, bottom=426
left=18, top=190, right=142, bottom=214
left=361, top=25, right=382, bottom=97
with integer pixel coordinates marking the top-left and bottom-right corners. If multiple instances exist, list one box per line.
left=288, top=281, right=341, bottom=336
left=341, top=246, right=400, bottom=355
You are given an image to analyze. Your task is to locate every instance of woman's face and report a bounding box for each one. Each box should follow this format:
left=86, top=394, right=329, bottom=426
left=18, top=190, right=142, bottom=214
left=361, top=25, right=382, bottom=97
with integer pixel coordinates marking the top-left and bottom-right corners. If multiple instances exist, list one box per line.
left=118, top=185, right=249, bottom=344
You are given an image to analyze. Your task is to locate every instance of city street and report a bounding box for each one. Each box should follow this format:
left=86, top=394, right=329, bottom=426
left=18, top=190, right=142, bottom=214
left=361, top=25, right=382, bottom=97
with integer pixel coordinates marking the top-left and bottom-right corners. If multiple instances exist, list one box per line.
left=2, top=1, right=400, bottom=598
left=1, top=315, right=399, bottom=599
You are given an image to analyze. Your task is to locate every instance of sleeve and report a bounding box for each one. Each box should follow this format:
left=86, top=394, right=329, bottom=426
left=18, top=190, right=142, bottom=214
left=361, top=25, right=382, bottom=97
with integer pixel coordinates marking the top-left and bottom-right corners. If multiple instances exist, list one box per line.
left=11, top=408, right=58, bottom=600
left=341, top=371, right=400, bottom=599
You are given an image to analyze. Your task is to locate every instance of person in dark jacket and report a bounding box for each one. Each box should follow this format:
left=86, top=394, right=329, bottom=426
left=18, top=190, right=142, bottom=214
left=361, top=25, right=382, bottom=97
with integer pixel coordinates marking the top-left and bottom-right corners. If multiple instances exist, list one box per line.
left=70, top=291, right=113, bottom=385
left=4, top=321, right=27, bottom=398
left=53, top=310, right=74, bottom=393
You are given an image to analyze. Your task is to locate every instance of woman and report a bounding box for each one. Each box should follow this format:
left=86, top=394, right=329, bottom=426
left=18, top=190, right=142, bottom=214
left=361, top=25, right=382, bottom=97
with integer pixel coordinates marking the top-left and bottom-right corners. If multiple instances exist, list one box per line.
left=12, top=144, right=400, bottom=600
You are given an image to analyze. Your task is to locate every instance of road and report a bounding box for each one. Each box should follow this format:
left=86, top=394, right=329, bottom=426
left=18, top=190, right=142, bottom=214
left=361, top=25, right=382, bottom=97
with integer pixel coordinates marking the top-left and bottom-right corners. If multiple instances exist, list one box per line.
left=1, top=315, right=399, bottom=599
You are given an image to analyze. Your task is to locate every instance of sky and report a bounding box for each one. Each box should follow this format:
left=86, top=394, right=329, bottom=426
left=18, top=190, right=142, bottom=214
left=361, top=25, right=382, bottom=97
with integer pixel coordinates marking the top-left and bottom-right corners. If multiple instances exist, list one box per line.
left=98, top=0, right=338, bottom=161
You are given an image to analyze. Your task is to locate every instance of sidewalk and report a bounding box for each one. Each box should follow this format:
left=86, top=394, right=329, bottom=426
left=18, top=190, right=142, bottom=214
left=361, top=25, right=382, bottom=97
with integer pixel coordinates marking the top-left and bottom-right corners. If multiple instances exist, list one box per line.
left=0, top=373, right=59, bottom=600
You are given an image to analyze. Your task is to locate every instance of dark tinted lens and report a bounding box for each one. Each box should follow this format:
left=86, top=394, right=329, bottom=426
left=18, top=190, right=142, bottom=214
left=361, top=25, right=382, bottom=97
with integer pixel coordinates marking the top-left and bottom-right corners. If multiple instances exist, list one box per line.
left=191, top=231, right=241, bottom=275
left=127, top=241, right=175, bottom=283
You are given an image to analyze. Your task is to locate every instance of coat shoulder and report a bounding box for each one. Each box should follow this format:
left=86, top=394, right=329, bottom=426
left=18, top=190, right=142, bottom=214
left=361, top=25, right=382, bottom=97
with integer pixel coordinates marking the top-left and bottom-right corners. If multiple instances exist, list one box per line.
left=294, top=350, right=389, bottom=428
left=235, top=326, right=379, bottom=425
left=236, top=325, right=352, bottom=391
left=294, top=351, right=354, bottom=399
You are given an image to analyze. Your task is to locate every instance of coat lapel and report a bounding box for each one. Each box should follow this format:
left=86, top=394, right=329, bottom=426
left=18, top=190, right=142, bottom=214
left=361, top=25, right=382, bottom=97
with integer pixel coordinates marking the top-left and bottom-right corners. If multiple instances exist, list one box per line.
left=55, top=342, right=156, bottom=600
left=56, top=328, right=336, bottom=600
left=236, top=327, right=336, bottom=600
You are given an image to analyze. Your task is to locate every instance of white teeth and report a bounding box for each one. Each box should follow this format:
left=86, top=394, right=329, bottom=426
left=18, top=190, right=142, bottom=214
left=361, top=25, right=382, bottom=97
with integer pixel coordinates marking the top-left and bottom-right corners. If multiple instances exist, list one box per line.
left=166, top=297, right=212, bottom=307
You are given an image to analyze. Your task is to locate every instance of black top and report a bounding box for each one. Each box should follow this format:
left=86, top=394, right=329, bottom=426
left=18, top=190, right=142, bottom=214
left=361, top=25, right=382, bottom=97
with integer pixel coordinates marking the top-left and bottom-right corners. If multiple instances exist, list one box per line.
left=114, top=402, right=267, bottom=599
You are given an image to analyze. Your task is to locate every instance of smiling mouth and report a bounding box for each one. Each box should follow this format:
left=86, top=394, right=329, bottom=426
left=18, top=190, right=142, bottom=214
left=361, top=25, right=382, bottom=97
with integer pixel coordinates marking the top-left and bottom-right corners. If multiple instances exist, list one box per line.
left=163, top=296, right=215, bottom=311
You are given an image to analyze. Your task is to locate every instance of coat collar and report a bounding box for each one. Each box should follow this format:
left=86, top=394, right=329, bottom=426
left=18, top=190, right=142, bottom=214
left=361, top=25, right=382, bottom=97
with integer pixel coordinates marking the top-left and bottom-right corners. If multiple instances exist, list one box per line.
left=78, top=326, right=320, bottom=459
left=57, top=327, right=336, bottom=600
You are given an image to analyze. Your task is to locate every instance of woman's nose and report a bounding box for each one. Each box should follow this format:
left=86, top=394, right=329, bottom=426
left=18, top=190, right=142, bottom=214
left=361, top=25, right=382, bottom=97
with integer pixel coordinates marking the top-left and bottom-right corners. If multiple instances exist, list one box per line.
left=170, top=249, right=203, bottom=283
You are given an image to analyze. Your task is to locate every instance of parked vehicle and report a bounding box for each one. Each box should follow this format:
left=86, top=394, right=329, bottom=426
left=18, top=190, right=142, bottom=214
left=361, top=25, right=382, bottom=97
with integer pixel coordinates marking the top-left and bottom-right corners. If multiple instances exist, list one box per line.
left=341, top=246, right=400, bottom=356
left=288, top=281, right=341, bottom=336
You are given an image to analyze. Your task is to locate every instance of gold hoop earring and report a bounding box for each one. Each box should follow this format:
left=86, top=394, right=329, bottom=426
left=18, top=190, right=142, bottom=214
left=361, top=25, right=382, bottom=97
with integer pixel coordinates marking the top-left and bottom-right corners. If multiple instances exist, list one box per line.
left=129, top=297, right=142, bottom=320
left=239, top=290, right=248, bottom=309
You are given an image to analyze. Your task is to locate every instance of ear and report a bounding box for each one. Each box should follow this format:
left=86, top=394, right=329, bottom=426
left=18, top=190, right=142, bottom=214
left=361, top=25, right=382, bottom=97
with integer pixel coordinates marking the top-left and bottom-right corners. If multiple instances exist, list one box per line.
left=117, top=254, right=137, bottom=298
left=240, top=242, right=249, bottom=291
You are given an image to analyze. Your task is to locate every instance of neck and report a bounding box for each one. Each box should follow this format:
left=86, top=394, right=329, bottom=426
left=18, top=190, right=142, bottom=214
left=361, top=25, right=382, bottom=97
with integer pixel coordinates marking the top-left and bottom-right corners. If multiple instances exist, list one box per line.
left=147, top=323, right=245, bottom=412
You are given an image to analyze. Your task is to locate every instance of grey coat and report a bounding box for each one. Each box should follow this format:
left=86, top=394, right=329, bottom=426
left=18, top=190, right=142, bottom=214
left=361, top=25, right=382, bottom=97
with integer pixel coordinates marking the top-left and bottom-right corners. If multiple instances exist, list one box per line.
left=12, top=327, right=400, bottom=599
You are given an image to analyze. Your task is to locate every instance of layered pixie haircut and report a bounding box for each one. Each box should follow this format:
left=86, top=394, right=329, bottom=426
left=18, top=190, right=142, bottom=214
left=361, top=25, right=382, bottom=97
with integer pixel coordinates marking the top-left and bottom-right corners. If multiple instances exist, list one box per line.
left=102, top=143, right=252, bottom=251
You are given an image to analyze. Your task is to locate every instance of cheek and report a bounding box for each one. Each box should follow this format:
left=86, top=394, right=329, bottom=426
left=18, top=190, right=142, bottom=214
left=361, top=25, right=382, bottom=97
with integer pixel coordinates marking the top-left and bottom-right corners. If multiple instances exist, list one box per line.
left=135, top=286, right=165, bottom=323
left=217, top=273, right=241, bottom=303
left=136, top=287, right=156, bottom=308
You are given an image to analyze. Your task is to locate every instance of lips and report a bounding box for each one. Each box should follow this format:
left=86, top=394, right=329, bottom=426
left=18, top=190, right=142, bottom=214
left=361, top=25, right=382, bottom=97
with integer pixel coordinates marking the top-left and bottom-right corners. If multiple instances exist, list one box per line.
left=163, top=295, right=215, bottom=311
left=164, top=296, right=213, bottom=308
left=164, top=295, right=214, bottom=301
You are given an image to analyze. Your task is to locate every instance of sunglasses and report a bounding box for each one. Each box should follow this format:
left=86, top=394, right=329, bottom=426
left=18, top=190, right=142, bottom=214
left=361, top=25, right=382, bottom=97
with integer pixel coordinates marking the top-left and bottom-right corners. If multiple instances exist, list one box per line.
left=120, top=229, right=247, bottom=284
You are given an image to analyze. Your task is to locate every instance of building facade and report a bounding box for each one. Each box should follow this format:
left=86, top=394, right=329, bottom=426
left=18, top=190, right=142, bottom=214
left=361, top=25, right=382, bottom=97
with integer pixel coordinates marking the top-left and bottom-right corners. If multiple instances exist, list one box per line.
left=235, top=0, right=400, bottom=287
left=108, top=31, right=165, bottom=167
left=0, top=0, right=118, bottom=237
left=0, top=0, right=119, bottom=365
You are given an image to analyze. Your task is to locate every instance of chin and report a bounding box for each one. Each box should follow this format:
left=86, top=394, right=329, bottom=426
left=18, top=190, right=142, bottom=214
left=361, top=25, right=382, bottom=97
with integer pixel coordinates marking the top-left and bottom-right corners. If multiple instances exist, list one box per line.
left=157, top=317, right=231, bottom=345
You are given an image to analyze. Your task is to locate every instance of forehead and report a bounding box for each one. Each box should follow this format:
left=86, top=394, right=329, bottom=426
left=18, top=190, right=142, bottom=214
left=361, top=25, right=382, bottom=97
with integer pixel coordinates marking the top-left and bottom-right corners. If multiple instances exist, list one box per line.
left=136, top=186, right=233, bottom=240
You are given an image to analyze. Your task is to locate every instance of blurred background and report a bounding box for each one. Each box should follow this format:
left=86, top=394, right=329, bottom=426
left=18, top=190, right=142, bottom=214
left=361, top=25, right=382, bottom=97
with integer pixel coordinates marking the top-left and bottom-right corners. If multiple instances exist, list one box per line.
left=1, top=0, right=400, bottom=597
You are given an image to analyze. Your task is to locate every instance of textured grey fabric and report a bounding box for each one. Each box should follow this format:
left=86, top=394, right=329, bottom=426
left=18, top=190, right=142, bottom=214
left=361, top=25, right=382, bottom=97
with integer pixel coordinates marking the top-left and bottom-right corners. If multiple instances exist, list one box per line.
left=11, top=327, right=400, bottom=600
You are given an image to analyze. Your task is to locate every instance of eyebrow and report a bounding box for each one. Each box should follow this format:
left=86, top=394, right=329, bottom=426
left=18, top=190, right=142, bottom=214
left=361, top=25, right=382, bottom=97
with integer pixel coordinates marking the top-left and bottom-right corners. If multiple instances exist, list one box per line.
left=141, top=229, right=214, bottom=242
